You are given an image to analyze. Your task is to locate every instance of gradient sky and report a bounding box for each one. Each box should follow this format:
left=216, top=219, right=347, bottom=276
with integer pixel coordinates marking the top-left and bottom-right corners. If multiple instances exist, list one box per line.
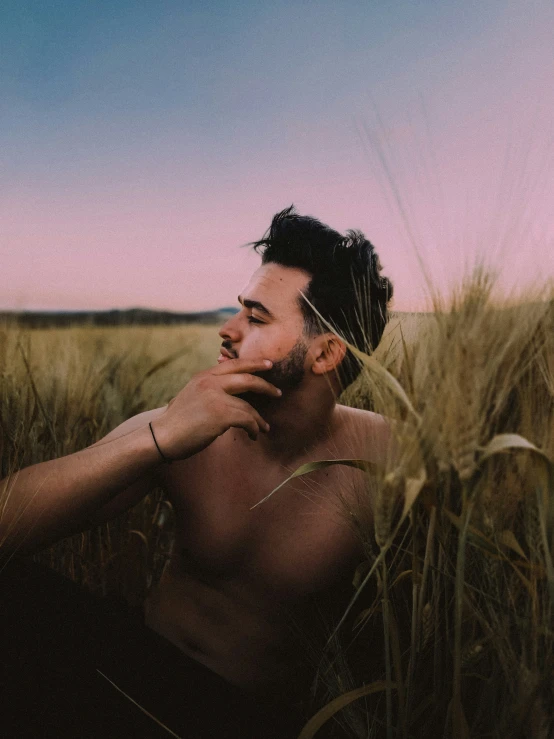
left=1, top=0, right=553, bottom=312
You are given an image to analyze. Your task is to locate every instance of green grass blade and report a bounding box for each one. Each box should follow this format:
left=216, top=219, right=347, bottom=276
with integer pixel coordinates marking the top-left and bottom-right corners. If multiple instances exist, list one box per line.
left=479, top=433, right=552, bottom=464
left=96, top=670, right=183, bottom=738
left=297, top=681, right=395, bottom=739
left=400, top=468, right=427, bottom=523
left=250, top=459, right=380, bottom=510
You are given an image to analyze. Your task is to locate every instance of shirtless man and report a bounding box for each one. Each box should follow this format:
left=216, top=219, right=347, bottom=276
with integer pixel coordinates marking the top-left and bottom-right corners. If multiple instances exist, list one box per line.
left=0, top=206, right=393, bottom=723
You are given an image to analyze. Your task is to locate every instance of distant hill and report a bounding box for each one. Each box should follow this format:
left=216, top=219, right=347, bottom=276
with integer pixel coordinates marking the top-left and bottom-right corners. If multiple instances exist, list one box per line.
left=0, top=307, right=239, bottom=329
left=0, top=307, right=432, bottom=330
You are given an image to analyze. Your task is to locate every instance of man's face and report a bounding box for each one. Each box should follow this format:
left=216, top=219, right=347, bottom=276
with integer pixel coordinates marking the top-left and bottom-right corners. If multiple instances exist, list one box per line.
left=218, top=263, right=312, bottom=394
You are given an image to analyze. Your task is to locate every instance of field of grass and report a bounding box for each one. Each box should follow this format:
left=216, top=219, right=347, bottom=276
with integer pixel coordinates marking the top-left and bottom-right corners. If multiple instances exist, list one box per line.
left=1, top=275, right=553, bottom=738
left=0, top=324, right=220, bottom=604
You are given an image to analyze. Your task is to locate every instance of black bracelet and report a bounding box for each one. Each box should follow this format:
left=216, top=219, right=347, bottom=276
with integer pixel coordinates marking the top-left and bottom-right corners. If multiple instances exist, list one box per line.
left=149, top=422, right=172, bottom=463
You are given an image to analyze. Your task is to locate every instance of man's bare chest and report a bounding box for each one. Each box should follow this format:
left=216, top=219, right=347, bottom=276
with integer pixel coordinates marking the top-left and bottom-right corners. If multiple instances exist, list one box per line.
left=158, top=431, right=366, bottom=602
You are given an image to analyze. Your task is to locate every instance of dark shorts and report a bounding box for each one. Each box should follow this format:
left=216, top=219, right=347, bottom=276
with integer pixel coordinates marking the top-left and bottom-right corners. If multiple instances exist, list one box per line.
left=0, top=557, right=308, bottom=739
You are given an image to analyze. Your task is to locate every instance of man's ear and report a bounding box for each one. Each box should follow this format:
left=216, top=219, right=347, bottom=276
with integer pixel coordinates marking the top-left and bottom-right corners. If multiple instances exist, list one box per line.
left=309, top=333, right=347, bottom=376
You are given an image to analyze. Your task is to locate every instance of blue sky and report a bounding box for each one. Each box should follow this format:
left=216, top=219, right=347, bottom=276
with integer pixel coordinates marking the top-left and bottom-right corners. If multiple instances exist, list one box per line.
left=1, top=1, right=553, bottom=311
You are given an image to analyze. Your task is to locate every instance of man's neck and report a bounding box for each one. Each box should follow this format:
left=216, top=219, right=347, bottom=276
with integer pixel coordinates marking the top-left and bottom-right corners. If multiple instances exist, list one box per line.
left=239, top=383, right=339, bottom=465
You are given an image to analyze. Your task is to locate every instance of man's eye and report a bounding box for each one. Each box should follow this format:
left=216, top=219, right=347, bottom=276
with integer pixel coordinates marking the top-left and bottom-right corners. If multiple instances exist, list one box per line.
left=247, top=316, right=264, bottom=324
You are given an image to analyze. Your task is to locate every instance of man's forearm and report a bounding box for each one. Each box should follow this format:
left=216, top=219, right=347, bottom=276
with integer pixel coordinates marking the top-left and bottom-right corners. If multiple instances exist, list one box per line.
left=0, top=355, right=281, bottom=557
left=0, top=424, right=162, bottom=556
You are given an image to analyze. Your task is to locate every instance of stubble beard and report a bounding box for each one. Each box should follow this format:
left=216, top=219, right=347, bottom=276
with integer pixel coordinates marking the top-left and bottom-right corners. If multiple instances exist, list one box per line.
left=236, top=339, right=309, bottom=412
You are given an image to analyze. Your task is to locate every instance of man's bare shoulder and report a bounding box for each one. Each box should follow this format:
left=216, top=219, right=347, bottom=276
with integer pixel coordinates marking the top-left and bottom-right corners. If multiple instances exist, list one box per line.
left=335, top=404, right=392, bottom=465
left=336, top=404, right=391, bottom=432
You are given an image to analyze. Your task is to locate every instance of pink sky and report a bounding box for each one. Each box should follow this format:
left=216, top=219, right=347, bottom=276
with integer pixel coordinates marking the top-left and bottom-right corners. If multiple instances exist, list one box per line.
left=2, top=2, right=553, bottom=313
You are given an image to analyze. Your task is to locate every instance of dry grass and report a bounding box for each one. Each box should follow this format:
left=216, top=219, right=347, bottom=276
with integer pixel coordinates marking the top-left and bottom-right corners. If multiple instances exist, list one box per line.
left=309, top=274, right=554, bottom=738
left=0, top=273, right=553, bottom=738
left=0, top=323, right=220, bottom=604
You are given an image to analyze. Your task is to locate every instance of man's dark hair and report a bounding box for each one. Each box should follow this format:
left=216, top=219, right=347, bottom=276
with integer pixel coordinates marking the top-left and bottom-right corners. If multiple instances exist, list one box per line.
left=250, top=205, right=393, bottom=389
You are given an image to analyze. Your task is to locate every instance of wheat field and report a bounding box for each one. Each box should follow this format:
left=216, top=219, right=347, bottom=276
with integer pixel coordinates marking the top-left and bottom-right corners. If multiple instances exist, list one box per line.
left=1, top=273, right=553, bottom=738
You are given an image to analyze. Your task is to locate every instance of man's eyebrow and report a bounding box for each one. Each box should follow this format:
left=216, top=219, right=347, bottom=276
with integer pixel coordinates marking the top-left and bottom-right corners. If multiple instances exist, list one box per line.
left=237, top=295, right=275, bottom=319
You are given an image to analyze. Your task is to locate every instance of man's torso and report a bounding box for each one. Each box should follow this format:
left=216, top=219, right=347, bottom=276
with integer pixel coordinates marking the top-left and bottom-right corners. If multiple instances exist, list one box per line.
left=144, top=405, right=388, bottom=699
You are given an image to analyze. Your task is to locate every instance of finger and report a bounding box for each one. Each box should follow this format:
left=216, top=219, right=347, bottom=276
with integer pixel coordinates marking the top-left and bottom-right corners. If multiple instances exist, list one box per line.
left=211, top=357, right=273, bottom=375
left=229, top=397, right=271, bottom=432
left=221, top=373, right=282, bottom=398
left=230, top=410, right=262, bottom=441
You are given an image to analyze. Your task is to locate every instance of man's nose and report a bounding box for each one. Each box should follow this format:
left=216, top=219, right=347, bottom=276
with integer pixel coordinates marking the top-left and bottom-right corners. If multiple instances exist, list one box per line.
left=218, top=315, right=241, bottom=342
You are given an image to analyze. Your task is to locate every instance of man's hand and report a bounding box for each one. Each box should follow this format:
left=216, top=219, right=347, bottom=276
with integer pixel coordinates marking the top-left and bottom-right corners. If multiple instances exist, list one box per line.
left=150, top=358, right=282, bottom=461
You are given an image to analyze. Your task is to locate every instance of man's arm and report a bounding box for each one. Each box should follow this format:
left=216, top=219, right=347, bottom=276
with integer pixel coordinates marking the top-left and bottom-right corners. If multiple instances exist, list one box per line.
left=0, top=357, right=281, bottom=557
left=0, top=409, right=165, bottom=557
left=81, top=407, right=168, bottom=529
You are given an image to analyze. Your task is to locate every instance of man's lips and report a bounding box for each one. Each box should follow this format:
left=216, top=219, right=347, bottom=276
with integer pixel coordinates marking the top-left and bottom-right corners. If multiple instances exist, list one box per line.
left=217, top=347, right=236, bottom=363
